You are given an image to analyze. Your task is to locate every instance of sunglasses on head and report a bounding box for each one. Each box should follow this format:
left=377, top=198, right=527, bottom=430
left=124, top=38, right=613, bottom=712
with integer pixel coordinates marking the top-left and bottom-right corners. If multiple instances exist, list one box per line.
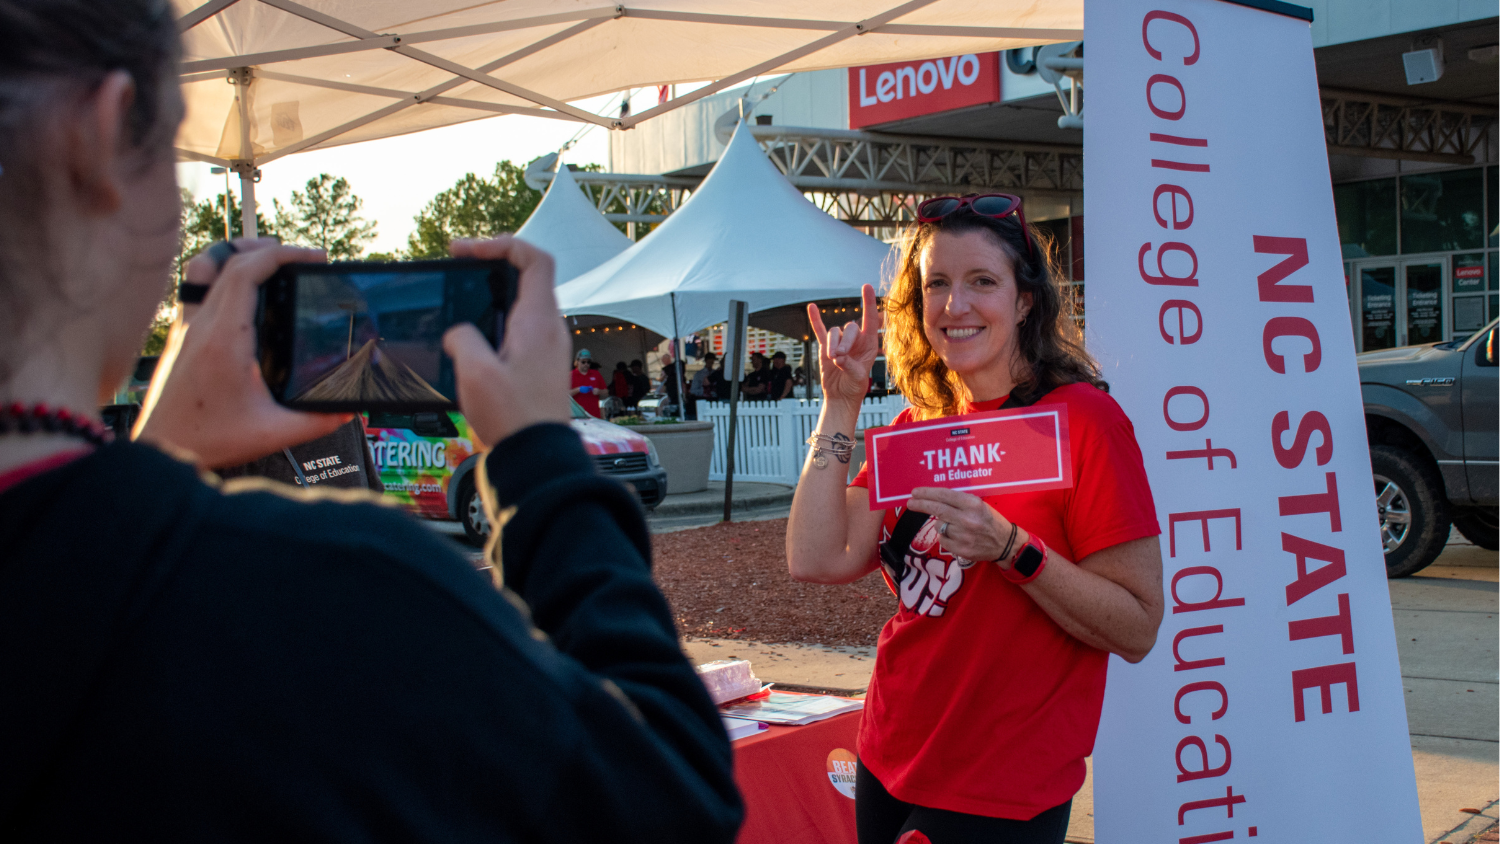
left=916, top=193, right=1034, bottom=259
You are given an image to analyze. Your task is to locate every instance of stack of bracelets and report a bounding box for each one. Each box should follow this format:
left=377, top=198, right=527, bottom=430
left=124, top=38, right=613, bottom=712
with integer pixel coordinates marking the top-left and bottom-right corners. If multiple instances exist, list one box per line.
left=805, top=432, right=855, bottom=468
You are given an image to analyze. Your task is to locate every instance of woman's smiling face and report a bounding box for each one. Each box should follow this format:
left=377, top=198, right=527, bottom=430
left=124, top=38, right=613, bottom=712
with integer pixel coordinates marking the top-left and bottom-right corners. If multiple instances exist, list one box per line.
left=919, top=229, right=1032, bottom=398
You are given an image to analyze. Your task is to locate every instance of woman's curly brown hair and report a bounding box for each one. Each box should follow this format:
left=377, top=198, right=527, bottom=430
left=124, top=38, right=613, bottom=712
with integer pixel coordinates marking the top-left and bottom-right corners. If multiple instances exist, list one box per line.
left=883, top=207, right=1105, bottom=420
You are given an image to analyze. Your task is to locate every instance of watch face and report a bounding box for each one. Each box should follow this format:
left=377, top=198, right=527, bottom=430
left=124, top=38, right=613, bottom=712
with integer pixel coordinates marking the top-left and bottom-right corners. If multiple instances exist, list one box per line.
left=1014, top=544, right=1044, bottom=577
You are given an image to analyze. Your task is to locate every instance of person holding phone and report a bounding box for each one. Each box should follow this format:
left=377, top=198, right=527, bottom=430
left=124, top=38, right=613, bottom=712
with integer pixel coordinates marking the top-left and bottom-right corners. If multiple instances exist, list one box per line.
left=0, top=2, right=741, bottom=839
left=785, top=196, right=1164, bottom=844
left=569, top=348, right=608, bottom=417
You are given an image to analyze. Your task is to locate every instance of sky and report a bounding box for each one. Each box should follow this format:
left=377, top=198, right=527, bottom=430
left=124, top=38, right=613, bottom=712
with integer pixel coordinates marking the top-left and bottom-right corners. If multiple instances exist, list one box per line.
left=176, top=90, right=639, bottom=255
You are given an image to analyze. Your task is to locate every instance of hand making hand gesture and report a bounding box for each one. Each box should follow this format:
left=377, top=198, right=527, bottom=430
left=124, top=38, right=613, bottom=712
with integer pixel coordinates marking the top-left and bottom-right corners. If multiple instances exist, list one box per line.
left=807, top=283, right=882, bottom=405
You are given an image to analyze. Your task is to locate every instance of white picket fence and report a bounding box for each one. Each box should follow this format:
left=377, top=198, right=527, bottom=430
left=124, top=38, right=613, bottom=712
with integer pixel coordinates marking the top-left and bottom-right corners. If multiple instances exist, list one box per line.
left=699, top=395, right=909, bottom=486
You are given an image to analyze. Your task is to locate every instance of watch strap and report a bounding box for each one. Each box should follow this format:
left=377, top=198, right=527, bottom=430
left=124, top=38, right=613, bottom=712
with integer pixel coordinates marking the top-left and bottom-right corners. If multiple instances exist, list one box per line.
left=1001, top=533, right=1047, bottom=585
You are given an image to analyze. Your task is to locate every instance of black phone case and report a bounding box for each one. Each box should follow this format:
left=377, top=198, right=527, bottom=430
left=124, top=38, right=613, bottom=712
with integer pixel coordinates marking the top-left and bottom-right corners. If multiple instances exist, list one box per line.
left=257, top=258, right=518, bottom=413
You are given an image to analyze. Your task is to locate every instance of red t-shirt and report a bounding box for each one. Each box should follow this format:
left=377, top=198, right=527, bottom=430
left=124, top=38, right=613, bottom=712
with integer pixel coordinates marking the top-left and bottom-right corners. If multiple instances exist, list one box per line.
left=571, top=368, right=607, bottom=417
left=849, top=383, right=1160, bottom=819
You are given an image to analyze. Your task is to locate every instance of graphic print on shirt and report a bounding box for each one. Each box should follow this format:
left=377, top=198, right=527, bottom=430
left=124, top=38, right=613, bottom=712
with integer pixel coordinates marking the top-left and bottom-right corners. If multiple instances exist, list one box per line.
left=882, top=511, right=971, bottom=618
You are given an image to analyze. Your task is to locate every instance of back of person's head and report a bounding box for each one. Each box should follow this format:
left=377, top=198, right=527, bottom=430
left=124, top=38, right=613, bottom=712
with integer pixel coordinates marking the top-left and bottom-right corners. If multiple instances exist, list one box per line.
left=883, top=205, right=1102, bottom=419
left=0, top=0, right=181, bottom=388
left=615, top=361, right=627, bottom=371
left=630, top=360, right=642, bottom=369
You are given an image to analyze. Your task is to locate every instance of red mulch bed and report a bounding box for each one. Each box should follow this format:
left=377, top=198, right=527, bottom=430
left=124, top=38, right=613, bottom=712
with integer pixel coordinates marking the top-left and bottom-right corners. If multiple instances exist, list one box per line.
left=651, top=518, right=895, bottom=646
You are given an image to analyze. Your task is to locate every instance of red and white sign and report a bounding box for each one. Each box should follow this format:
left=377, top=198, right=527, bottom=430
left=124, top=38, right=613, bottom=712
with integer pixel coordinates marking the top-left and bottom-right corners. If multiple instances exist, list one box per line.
left=865, top=405, right=1073, bottom=508
left=1086, top=2, right=1421, bottom=843
left=1455, top=265, right=1484, bottom=279
left=847, top=53, right=1000, bottom=129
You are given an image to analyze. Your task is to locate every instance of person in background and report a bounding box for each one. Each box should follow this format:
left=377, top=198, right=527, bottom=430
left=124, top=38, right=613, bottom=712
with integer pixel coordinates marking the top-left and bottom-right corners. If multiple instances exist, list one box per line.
left=627, top=360, right=651, bottom=408
left=569, top=348, right=607, bottom=418
left=688, top=353, right=720, bottom=420
left=660, top=348, right=687, bottom=420
left=767, top=351, right=795, bottom=402
left=612, top=361, right=630, bottom=401
left=740, top=352, right=770, bottom=400
left=0, top=2, right=741, bottom=838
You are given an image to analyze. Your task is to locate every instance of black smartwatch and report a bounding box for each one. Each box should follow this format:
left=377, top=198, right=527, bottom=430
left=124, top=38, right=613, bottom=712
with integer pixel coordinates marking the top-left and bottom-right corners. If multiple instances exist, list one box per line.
left=1001, top=533, right=1047, bottom=585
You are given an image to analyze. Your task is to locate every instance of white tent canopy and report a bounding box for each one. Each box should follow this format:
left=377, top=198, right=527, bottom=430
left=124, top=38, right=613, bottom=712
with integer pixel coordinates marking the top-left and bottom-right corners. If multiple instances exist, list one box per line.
left=555, top=120, right=893, bottom=339
left=174, top=1, right=1081, bottom=168
left=514, top=164, right=633, bottom=284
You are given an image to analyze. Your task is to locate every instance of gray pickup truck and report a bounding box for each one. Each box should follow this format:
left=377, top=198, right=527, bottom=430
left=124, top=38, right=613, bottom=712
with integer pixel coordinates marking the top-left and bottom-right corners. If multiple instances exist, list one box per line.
left=1359, top=318, right=1498, bottom=577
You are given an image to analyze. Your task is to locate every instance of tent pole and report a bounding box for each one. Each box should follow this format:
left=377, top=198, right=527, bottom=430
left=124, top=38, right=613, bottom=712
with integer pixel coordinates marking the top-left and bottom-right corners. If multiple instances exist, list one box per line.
left=670, top=293, right=687, bottom=420
left=230, top=66, right=259, bottom=238
left=723, top=300, right=748, bottom=523
left=236, top=165, right=258, bottom=238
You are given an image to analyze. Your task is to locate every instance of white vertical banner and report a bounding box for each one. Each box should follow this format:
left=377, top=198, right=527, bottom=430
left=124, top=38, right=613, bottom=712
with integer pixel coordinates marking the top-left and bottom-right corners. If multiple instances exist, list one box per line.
left=1086, top=2, right=1423, bottom=843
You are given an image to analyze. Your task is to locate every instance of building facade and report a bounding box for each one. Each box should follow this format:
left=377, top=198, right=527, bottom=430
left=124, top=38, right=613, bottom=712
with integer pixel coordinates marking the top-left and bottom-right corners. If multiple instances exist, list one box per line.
left=607, top=0, right=1496, bottom=347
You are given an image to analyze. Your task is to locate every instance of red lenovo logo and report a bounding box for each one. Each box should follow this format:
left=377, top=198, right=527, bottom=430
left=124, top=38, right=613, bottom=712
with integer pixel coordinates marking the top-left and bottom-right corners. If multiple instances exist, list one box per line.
left=848, top=53, right=1001, bottom=129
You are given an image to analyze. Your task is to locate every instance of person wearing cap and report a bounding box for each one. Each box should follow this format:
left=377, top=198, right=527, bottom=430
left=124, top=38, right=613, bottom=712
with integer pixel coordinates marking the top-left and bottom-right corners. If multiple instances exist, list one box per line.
left=569, top=349, right=608, bottom=418
left=768, top=351, right=795, bottom=402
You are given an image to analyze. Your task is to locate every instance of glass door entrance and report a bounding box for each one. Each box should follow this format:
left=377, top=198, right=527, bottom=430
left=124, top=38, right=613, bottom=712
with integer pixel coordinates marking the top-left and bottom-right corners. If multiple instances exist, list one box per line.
left=1355, top=257, right=1448, bottom=351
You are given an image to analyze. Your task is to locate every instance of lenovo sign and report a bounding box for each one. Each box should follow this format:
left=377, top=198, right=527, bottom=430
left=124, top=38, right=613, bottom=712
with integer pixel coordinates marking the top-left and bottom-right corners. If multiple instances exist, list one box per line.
left=848, top=53, right=1000, bottom=129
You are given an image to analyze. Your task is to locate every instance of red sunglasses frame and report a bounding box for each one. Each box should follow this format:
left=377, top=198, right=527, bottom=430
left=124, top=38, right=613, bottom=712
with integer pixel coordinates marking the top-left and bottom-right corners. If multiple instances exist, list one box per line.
left=915, top=193, right=1034, bottom=259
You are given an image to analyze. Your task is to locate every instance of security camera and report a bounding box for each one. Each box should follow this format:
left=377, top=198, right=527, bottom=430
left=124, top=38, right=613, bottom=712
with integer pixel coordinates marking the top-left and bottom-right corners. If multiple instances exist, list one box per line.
left=1403, top=37, right=1444, bottom=85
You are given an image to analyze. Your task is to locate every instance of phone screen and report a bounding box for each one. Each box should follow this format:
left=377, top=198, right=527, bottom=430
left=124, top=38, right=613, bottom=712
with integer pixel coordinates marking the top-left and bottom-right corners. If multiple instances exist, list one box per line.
left=259, top=259, right=516, bottom=412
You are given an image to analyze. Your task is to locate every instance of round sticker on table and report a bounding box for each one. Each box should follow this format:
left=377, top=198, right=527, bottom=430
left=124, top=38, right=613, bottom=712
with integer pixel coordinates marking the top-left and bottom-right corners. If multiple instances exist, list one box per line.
left=826, top=748, right=857, bottom=799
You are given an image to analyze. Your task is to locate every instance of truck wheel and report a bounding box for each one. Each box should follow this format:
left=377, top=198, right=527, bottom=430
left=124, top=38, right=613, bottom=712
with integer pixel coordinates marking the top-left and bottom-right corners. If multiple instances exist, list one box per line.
left=458, top=475, right=490, bottom=547
left=1452, top=507, right=1499, bottom=551
left=1371, top=445, right=1451, bottom=578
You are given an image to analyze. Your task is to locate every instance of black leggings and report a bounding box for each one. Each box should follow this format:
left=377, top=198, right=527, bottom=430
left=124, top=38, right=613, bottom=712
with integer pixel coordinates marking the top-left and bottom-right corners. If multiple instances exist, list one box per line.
left=855, top=760, right=1072, bottom=844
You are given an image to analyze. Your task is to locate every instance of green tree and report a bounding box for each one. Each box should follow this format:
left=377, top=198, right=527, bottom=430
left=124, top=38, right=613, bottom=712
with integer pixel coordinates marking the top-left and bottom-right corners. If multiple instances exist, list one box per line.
left=273, top=173, right=377, bottom=260
left=405, top=160, right=543, bottom=258
left=178, top=189, right=275, bottom=278
left=145, top=190, right=277, bottom=355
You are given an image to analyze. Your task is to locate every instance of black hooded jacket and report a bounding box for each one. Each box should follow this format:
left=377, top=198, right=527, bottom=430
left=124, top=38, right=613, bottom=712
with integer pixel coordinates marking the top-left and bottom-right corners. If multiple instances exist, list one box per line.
left=0, top=423, right=741, bottom=842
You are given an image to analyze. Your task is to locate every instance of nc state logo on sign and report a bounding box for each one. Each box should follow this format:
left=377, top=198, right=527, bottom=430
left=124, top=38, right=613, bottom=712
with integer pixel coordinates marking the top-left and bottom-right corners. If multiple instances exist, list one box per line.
left=848, top=53, right=1001, bottom=129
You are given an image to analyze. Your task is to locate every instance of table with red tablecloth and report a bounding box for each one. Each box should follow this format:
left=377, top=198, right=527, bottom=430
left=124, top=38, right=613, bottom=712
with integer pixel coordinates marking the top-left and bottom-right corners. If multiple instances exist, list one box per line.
left=731, top=709, right=861, bottom=844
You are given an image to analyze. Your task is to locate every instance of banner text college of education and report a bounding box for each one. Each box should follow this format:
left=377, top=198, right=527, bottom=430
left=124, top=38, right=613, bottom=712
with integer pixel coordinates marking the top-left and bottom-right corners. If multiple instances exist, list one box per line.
left=1085, top=2, right=1423, bottom=842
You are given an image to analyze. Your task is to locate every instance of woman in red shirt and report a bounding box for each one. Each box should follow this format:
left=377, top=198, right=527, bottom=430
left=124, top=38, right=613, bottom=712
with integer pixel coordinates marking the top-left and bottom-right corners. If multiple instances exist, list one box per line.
left=787, top=195, right=1164, bottom=844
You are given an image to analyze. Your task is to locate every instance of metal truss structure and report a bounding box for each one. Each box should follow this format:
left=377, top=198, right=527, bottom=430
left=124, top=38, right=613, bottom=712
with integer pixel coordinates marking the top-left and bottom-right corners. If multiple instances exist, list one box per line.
left=539, top=125, right=1083, bottom=234
left=1321, top=87, right=1496, bottom=166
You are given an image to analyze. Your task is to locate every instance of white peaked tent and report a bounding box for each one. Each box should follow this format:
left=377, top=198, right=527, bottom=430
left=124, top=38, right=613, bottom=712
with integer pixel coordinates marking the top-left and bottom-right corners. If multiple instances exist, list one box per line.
left=555, top=121, right=893, bottom=339
left=515, top=165, right=633, bottom=285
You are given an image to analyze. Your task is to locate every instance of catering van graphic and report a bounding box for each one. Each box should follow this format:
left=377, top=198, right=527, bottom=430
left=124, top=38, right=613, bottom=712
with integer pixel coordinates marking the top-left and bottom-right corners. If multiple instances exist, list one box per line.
left=363, top=399, right=668, bottom=545
left=364, top=410, right=476, bottom=521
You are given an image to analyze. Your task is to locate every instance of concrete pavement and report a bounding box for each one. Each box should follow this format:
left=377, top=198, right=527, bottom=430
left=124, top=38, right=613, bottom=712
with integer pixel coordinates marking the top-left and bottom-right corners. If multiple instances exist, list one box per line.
left=685, top=530, right=1499, bottom=844
left=647, top=481, right=794, bottom=533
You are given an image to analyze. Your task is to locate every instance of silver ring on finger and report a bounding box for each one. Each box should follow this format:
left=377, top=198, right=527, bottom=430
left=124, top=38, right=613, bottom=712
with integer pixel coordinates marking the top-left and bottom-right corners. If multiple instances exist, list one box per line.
left=937, top=521, right=949, bottom=536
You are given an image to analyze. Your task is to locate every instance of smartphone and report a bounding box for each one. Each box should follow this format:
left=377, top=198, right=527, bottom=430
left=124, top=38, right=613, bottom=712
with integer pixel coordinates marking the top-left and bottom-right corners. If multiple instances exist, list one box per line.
left=257, top=258, right=519, bottom=412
